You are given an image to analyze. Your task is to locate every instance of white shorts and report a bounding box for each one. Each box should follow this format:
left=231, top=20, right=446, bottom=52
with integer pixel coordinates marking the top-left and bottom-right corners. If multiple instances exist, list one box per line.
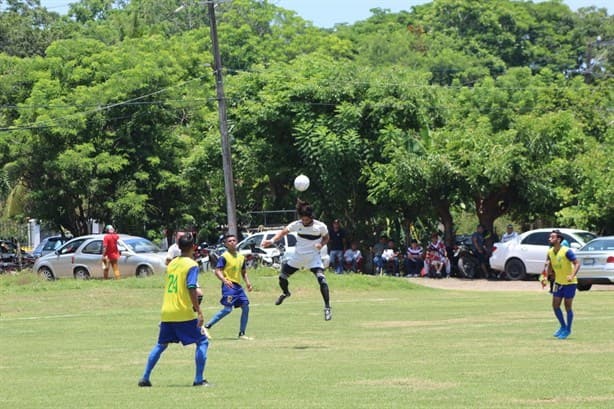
left=287, top=252, right=323, bottom=270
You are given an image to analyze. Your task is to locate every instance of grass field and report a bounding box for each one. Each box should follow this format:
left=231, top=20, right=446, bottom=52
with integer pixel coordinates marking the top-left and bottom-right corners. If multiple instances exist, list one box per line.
left=1, top=269, right=613, bottom=409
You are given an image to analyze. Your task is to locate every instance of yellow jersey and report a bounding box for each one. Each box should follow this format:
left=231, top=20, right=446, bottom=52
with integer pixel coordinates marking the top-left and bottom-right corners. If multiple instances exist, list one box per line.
left=161, top=257, right=199, bottom=322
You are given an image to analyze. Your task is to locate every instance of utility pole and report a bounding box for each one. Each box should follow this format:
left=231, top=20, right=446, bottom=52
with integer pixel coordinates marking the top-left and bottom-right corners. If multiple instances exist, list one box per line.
left=207, top=0, right=237, bottom=236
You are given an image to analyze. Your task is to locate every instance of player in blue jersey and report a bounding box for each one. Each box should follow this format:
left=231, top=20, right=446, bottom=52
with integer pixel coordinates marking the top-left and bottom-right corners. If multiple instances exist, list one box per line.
left=138, top=233, right=210, bottom=387
left=204, top=234, right=253, bottom=340
left=262, top=199, right=332, bottom=321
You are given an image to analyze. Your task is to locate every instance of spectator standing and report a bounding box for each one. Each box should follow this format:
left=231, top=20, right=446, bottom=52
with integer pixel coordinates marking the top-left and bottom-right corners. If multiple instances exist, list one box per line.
left=501, top=224, right=519, bottom=243
left=165, top=232, right=185, bottom=265
left=138, top=233, right=210, bottom=387
left=328, top=219, right=346, bottom=274
left=102, top=225, right=121, bottom=280
left=471, top=224, right=490, bottom=279
left=262, top=199, right=332, bottom=321
left=547, top=230, right=581, bottom=340
left=204, top=235, right=253, bottom=340
left=343, top=241, right=363, bottom=272
left=404, top=239, right=424, bottom=277
left=371, top=235, right=388, bottom=275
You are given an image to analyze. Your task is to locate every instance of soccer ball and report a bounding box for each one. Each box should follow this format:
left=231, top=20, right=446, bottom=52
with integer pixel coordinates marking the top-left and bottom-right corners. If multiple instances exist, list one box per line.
left=294, top=174, right=310, bottom=192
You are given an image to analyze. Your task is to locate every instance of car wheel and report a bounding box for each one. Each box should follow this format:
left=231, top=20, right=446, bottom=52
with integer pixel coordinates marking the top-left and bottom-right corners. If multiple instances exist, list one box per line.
left=38, top=266, right=55, bottom=281
left=504, top=259, right=526, bottom=281
left=136, top=265, right=153, bottom=277
left=577, top=282, right=592, bottom=291
left=74, top=267, right=90, bottom=280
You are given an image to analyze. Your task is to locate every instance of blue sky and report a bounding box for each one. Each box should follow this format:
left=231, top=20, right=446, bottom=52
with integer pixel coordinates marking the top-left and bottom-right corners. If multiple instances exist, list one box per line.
left=38, top=1, right=610, bottom=27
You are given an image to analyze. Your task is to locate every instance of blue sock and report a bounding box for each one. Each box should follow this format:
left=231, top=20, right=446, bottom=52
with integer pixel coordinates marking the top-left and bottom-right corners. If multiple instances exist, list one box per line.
left=239, top=304, right=250, bottom=334
left=206, top=307, right=232, bottom=328
left=142, top=343, right=167, bottom=380
left=566, top=310, right=574, bottom=332
left=194, top=339, right=208, bottom=384
left=553, top=307, right=566, bottom=328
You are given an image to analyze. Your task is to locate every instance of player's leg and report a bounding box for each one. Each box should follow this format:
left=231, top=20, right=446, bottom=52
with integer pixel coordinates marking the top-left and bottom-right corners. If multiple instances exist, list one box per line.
left=552, top=292, right=566, bottom=337
left=558, top=287, right=576, bottom=339
left=110, top=259, right=120, bottom=279
left=139, top=343, right=168, bottom=386
left=276, top=263, right=298, bottom=305
left=205, top=306, right=232, bottom=329
left=238, top=303, right=250, bottom=338
left=311, top=267, right=332, bottom=320
left=193, top=338, right=209, bottom=386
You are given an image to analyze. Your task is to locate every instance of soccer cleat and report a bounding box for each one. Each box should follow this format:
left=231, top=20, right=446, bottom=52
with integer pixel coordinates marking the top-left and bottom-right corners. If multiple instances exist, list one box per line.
left=553, top=327, right=566, bottom=337
left=275, top=292, right=291, bottom=305
left=324, top=307, right=332, bottom=321
left=557, top=329, right=570, bottom=340
left=238, top=334, right=253, bottom=340
left=193, top=380, right=211, bottom=387
left=138, top=379, right=152, bottom=387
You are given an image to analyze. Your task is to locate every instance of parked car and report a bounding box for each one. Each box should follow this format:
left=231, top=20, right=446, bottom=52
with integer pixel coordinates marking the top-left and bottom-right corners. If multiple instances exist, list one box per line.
left=575, top=236, right=614, bottom=291
left=237, top=230, right=330, bottom=269
left=33, top=234, right=167, bottom=280
left=489, top=228, right=597, bottom=280
left=32, top=235, right=72, bottom=258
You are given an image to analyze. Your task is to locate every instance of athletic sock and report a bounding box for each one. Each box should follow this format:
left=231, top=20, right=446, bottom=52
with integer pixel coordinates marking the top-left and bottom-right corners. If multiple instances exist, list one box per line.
left=566, top=309, right=574, bottom=332
left=142, top=343, right=167, bottom=380
left=194, top=339, right=208, bottom=384
left=279, top=277, right=290, bottom=295
left=239, top=304, right=249, bottom=334
left=553, top=307, right=566, bottom=328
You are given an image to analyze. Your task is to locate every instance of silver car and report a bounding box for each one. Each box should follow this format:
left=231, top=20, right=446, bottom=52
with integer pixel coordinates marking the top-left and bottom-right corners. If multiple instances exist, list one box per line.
left=33, top=234, right=167, bottom=280
left=576, top=236, right=614, bottom=291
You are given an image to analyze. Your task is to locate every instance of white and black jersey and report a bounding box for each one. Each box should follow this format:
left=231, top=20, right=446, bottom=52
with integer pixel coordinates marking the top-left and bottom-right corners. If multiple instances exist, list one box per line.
left=286, top=219, right=328, bottom=255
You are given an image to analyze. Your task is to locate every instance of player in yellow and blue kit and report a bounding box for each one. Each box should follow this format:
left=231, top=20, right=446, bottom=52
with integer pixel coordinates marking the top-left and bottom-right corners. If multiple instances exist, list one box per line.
left=204, top=234, right=253, bottom=340
left=546, top=230, right=581, bottom=340
left=138, top=233, right=210, bottom=387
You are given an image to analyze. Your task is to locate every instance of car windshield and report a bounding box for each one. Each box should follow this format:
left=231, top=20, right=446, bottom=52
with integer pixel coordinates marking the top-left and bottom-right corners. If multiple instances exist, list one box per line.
left=122, top=237, right=160, bottom=253
left=574, top=232, right=597, bottom=244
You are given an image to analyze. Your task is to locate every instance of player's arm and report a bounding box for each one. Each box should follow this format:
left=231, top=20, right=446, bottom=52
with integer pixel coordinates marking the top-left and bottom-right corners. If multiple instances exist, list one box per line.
left=186, top=266, right=204, bottom=326
left=262, top=227, right=289, bottom=247
left=316, top=233, right=329, bottom=251
left=567, top=251, right=581, bottom=282
left=241, top=261, right=253, bottom=291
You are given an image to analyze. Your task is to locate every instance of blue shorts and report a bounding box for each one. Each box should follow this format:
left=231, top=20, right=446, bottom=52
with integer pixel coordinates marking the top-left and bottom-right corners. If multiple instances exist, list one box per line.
left=158, top=319, right=208, bottom=345
left=553, top=283, right=577, bottom=299
left=220, top=282, right=249, bottom=308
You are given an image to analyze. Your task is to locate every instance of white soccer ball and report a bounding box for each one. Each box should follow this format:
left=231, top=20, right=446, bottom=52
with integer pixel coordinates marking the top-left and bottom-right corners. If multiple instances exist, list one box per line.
left=294, top=174, right=310, bottom=192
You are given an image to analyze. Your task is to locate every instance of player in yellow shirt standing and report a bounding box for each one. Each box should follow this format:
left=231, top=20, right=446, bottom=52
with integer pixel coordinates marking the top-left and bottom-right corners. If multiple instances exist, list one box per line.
left=204, top=234, right=253, bottom=340
left=138, top=233, right=210, bottom=387
left=546, top=230, right=581, bottom=340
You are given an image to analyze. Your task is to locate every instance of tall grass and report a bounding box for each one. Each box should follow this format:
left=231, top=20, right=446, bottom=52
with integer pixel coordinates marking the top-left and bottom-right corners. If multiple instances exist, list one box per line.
left=1, top=269, right=613, bottom=409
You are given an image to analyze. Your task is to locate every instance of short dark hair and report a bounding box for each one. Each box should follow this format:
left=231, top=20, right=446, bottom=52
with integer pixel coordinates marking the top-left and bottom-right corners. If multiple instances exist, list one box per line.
left=178, top=232, right=194, bottom=251
left=551, top=229, right=564, bottom=241
left=224, top=234, right=237, bottom=242
left=296, top=199, right=314, bottom=218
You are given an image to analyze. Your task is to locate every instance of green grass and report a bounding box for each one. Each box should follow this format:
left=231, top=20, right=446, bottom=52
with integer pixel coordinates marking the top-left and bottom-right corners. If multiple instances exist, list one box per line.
left=1, top=270, right=613, bottom=409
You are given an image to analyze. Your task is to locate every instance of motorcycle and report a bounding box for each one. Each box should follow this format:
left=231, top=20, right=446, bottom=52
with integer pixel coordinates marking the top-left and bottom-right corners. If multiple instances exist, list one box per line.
left=454, top=242, right=481, bottom=279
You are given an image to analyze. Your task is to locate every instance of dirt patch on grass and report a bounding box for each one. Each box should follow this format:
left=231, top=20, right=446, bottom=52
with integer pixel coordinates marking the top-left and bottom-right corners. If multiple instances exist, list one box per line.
left=407, top=277, right=614, bottom=292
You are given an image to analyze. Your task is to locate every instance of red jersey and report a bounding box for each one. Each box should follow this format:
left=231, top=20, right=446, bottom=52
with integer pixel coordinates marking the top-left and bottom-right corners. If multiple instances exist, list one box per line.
left=103, top=233, right=120, bottom=261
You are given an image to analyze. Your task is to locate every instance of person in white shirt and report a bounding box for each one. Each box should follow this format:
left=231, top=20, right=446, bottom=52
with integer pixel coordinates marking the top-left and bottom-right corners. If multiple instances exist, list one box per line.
left=501, top=224, right=519, bottom=243
left=262, top=199, right=332, bottom=321
left=343, top=241, right=363, bottom=272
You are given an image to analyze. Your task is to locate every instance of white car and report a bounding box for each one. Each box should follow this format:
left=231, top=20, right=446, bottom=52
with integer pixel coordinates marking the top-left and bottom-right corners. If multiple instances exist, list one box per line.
left=489, top=228, right=597, bottom=280
left=575, top=236, right=614, bottom=291
left=237, top=229, right=330, bottom=269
